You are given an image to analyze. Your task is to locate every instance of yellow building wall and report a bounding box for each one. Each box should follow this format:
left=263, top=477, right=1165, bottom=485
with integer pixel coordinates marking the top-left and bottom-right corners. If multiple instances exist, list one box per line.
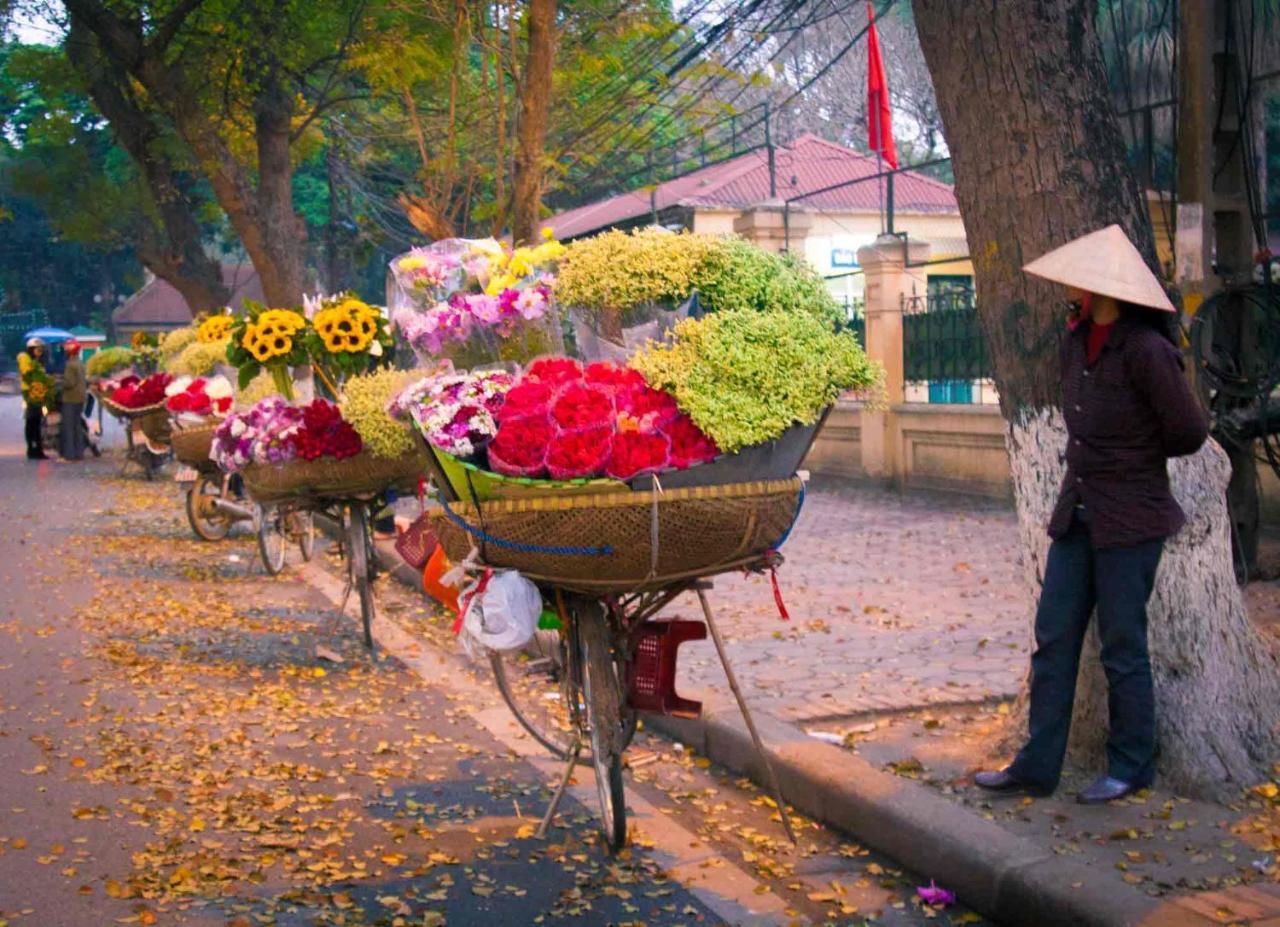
left=690, top=206, right=974, bottom=309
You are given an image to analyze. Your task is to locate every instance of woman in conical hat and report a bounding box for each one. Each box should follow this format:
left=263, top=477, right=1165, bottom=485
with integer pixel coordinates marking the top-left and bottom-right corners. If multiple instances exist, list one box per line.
left=975, top=224, right=1209, bottom=804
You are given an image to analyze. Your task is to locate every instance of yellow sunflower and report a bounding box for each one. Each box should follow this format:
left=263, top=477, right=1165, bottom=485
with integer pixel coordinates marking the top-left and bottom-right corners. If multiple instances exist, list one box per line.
left=314, top=300, right=378, bottom=354
left=197, top=315, right=233, bottom=343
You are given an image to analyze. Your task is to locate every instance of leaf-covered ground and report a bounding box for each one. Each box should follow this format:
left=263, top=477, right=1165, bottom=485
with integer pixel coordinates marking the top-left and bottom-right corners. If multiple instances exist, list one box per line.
left=0, top=452, right=987, bottom=927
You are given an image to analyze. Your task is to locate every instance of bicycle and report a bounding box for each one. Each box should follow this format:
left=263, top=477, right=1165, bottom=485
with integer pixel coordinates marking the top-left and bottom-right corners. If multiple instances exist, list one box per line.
left=432, top=477, right=806, bottom=855
left=255, top=500, right=317, bottom=575
left=180, top=470, right=255, bottom=541
left=338, top=500, right=378, bottom=649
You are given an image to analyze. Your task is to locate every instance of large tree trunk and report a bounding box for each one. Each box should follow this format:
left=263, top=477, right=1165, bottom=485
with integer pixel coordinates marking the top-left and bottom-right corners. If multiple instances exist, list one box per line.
left=66, top=17, right=229, bottom=314
left=65, top=0, right=310, bottom=307
left=914, top=0, right=1279, bottom=797
left=510, top=0, right=556, bottom=245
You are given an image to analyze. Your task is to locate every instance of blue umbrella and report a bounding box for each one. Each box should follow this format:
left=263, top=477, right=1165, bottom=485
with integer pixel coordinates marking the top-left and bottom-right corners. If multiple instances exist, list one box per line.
left=23, top=326, right=76, bottom=345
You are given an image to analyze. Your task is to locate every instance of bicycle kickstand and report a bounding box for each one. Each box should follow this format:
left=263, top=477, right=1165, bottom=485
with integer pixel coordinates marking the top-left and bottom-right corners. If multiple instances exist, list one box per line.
left=696, top=585, right=798, bottom=844
left=535, top=737, right=583, bottom=840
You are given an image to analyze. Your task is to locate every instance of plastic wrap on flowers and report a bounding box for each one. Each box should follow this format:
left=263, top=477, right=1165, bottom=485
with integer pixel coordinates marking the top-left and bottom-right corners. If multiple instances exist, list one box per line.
left=388, top=237, right=565, bottom=367
left=568, top=294, right=693, bottom=363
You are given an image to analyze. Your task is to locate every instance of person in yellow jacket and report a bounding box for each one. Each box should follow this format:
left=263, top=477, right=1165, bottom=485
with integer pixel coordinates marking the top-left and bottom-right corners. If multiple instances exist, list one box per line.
left=18, top=337, right=51, bottom=460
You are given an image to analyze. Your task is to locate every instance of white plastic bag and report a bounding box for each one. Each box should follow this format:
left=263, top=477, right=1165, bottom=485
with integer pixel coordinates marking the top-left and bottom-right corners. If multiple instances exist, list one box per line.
left=460, top=570, right=542, bottom=653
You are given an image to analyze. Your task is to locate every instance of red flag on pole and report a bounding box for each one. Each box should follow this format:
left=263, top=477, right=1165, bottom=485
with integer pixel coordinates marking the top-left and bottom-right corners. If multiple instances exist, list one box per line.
left=866, top=1, right=898, bottom=170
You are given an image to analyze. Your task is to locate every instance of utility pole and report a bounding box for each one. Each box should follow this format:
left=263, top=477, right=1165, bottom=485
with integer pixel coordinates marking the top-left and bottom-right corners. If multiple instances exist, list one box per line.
left=1176, top=0, right=1261, bottom=573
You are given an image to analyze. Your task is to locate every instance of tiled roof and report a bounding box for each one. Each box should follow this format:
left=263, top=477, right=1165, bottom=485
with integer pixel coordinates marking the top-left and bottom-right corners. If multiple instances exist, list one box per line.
left=113, top=263, right=265, bottom=329
left=543, top=134, right=958, bottom=240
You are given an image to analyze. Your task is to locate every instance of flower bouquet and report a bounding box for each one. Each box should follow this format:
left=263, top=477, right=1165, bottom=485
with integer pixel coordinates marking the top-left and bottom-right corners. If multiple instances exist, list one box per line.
left=167, top=375, right=235, bottom=467
left=401, top=359, right=718, bottom=500
left=302, top=294, right=393, bottom=393
left=104, top=371, right=173, bottom=412
left=225, top=302, right=309, bottom=399
left=389, top=234, right=565, bottom=368
left=216, top=394, right=425, bottom=503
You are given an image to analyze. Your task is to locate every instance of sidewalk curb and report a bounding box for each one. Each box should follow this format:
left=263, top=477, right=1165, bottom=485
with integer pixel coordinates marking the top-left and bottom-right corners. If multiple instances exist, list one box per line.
left=357, top=530, right=1169, bottom=927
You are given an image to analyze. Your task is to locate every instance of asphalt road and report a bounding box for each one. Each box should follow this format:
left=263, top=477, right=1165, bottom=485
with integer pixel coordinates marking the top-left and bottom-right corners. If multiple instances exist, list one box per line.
left=0, top=395, right=983, bottom=927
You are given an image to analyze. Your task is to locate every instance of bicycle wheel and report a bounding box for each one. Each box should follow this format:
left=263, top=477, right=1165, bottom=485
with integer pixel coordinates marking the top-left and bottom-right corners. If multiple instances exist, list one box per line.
left=293, top=510, right=316, bottom=561
left=574, top=597, right=628, bottom=853
left=490, top=631, right=574, bottom=760
left=346, top=504, right=375, bottom=648
left=186, top=474, right=231, bottom=541
left=257, top=504, right=287, bottom=575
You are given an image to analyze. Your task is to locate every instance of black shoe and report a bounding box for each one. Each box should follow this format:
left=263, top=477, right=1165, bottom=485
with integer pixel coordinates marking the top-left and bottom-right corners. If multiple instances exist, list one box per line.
left=30, top=450, right=48, bottom=460
left=974, top=768, right=1053, bottom=797
left=1076, top=776, right=1140, bottom=804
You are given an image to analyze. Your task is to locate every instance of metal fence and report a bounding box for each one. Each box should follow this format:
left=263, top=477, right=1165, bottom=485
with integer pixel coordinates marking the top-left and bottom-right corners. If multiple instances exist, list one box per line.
left=902, top=290, right=990, bottom=386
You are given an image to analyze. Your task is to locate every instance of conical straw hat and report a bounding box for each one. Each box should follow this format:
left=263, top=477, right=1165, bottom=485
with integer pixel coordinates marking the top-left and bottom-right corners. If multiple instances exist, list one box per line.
left=1022, top=224, right=1175, bottom=312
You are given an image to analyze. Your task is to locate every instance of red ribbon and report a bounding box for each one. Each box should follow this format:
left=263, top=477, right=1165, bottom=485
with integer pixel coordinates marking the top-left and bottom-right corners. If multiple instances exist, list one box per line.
left=769, top=562, right=790, bottom=621
left=452, top=567, right=492, bottom=635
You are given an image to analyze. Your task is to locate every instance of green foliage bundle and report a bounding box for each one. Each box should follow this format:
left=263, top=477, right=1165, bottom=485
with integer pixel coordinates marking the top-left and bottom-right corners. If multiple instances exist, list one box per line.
left=338, top=368, right=423, bottom=460
left=556, top=230, right=843, bottom=327
left=694, top=238, right=841, bottom=323
left=554, top=229, right=717, bottom=316
left=631, top=309, right=881, bottom=453
left=170, top=338, right=230, bottom=377
left=85, top=346, right=134, bottom=379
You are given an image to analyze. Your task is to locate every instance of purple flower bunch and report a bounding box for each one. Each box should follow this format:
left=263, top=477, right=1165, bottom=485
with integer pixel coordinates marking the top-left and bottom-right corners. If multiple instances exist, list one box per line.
left=392, top=284, right=552, bottom=357
left=211, top=396, right=303, bottom=473
left=396, top=369, right=514, bottom=459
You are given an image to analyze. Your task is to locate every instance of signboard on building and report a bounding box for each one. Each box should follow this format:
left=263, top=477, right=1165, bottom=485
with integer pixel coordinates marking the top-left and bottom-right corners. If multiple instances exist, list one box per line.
left=831, top=248, right=858, bottom=268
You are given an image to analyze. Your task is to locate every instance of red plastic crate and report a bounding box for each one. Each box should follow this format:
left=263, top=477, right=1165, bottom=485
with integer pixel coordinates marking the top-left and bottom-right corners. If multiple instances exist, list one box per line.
left=627, top=619, right=706, bottom=718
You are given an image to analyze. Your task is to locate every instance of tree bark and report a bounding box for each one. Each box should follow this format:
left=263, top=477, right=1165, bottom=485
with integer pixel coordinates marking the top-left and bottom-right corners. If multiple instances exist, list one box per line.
left=914, top=0, right=1279, bottom=797
left=510, top=0, right=556, bottom=245
left=65, top=17, right=229, bottom=314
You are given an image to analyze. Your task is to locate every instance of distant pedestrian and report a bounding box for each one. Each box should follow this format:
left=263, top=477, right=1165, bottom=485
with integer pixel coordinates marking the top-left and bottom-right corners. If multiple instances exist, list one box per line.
left=975, top=225, right=1209, bottom=804
left=60, top=339, right=88, bottom=461
left=18, top=336, right=50, bottom=460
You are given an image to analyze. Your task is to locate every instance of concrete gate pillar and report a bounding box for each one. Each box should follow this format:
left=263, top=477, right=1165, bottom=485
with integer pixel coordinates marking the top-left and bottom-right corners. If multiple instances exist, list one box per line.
left=857, top=234, right=930, bottom=484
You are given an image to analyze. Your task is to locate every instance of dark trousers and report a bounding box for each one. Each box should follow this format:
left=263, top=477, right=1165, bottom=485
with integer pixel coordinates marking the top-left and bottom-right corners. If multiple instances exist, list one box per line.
left=1008, top=513, right=1164, bottom=790
left=24, top=403, right=43, bottom=456
left=60, top=401, right=85, bottom=460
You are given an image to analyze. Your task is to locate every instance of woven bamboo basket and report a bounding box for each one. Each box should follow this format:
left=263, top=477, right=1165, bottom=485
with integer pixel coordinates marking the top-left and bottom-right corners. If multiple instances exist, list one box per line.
left=171, top=420, right=221, bottom=467
left=137, top=407, right=172, bottom=445
left=99, top=395, right=166, bottom=422
left=241, top=444, right=430, bottom=504
left=428, top=477, right=804, bottom=594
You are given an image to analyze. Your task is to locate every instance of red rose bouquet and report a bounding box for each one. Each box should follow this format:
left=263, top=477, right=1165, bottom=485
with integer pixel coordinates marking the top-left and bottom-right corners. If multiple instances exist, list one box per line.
left=495, top=379, right=552, bottom=423
left=525, top=356, right=582, bottom=388
left=111, top=371, right=172, bottom=409
left=551, top=382, right=614, bottom=431
left=607, top=430, right=671, bottom=480
left=584, top=361, right=646, bottom=396
left=291, top=399, right=363, bottom=461
left=165, top=375, right=234, bottom=421
left=484, top=359, right=716, bottom=481
left=664, top=414, right=719, bottom=468
left=617, top=383, right=679, bottom=432
left=487, top=415, right=554, bottom=477
left=546, top=426, right=612, bottom=480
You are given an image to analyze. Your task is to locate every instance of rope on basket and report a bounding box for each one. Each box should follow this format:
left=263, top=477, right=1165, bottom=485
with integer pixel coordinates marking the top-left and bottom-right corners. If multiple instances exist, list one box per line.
left=760, top=480, right=807, bottom=622
left=436, top=495, right=616, bottom=557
